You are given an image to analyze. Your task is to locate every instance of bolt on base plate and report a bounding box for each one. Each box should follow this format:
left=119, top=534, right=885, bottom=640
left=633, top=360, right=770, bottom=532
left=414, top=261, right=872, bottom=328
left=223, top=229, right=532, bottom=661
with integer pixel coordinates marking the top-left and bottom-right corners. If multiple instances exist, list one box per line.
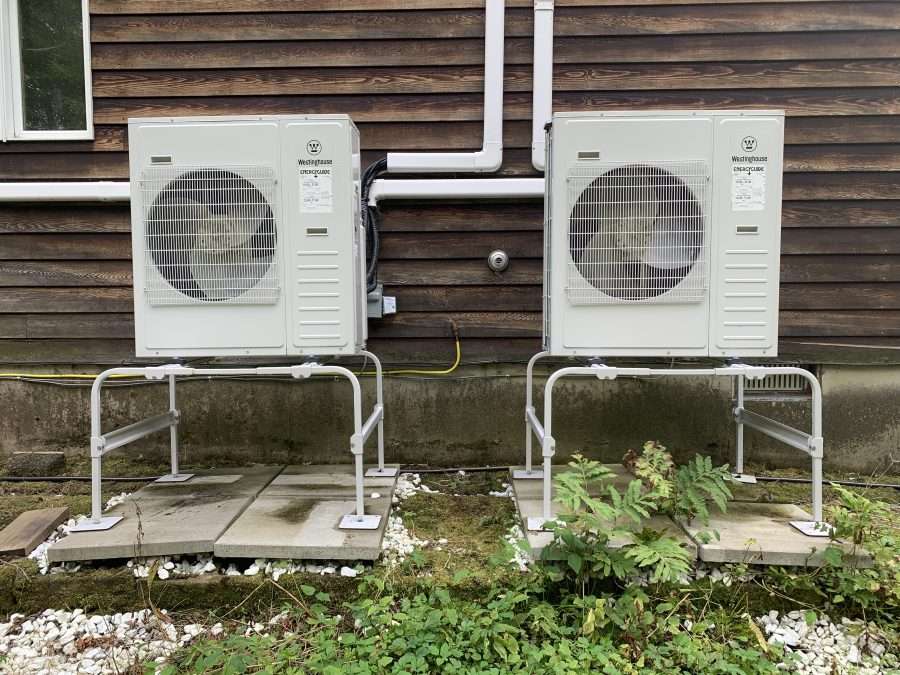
left=339, top=514, right=382, bottom=530
left=731, top=473, right=758, bottom=484
left=790, top=520, right=834, bottom=537
left=69, top=516, right=124, bottom=532
left=154, top=473, right=195, bottom=483
left=365, top=467, right=399, bottom=478
left=512, top=469, right=544, bottom=480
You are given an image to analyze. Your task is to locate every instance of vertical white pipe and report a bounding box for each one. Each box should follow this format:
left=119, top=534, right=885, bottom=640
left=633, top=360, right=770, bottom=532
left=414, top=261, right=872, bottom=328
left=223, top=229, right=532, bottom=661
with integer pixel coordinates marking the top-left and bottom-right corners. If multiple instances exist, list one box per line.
left=735, top=375, right=745, bottom=475
left=169, top=374, right=179, bottom=476
left=531, top=0, right=555, bottom=171
left=386, top=0, right=504, bottom=172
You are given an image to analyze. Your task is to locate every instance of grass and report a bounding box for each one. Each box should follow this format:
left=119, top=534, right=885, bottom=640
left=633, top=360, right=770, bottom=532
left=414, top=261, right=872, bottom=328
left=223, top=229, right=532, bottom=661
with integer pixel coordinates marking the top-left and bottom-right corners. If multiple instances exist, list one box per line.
left=0, top=456, right=898, bottom=616
left=415, top=469, right=508, bottom=496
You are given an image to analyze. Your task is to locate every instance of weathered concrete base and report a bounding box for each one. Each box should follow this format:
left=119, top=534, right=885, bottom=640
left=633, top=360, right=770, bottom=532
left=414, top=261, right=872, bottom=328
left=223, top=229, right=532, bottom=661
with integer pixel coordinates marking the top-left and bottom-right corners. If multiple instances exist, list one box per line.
left=677, top=502, right=871, bottom=567
left=510, top=465, right=697, bottom=559
left=48, top=467, right=282, bottom=562
left=5, top=364, right=898, bottom=475
left=214, top=465, right=398, bottom=560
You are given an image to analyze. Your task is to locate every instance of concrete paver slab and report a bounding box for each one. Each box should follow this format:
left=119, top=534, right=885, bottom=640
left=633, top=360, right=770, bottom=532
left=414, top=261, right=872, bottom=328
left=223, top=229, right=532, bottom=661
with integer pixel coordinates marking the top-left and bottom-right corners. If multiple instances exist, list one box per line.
left=214, top=464, right=397, bottom=559
left=48, top=466, right=283, bottom=563
left=511, top=465, right=696, bottom=559
left=214, top=494, right=392, bottom=560
left=677, top=502, right=871, bottom=567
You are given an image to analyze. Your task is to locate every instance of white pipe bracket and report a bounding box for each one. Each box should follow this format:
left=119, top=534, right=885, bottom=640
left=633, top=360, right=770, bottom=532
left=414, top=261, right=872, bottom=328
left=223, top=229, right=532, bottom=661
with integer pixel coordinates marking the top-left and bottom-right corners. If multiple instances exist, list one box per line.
left=90, top=436, right=104, bottom=458
left=541, top=436, right=556, bottom=458
left=145, top=365, right=192, bottom=380
left=290, top=363, right=320, bottom=379
left=591, top=364, right=618, bottom=380
left=809, top=437, right=824, bottom=459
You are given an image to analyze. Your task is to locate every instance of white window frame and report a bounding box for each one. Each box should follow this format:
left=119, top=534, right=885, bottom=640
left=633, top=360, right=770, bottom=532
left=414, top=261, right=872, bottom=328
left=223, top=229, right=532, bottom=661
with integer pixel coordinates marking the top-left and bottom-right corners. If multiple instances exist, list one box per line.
left=0, top=0, right=93, bottom=141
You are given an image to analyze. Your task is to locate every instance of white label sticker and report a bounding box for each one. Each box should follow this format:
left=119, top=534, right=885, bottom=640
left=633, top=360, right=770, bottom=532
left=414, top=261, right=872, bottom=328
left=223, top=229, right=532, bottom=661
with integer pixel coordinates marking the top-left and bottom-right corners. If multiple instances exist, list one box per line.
left=731, top=164, right=766, bottom=211
left=300, top=170, right=333, bottom=213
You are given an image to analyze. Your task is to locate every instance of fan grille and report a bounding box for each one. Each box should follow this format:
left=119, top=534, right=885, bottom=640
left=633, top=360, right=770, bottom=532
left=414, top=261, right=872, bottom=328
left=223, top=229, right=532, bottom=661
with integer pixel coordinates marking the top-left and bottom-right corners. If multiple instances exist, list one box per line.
left=566, top=161, right=709, bottom=304
left=140, top=166, right=279, bottom=306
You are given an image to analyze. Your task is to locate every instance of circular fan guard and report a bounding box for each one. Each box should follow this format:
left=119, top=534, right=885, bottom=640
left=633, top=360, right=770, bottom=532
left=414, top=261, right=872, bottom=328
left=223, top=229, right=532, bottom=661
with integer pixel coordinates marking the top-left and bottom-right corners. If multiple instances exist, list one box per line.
left=568, top=164, right=704, bottom=301
left=146, top=169, right=276, bottom=302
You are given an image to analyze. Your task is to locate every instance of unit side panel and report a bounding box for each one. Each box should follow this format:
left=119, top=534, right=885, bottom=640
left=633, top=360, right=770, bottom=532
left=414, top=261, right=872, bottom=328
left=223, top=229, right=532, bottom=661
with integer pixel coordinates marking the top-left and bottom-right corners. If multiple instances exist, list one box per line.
left=282, top=121, right=358, bottom=356
left=710, top=116, right=784, bottom=357
left=128, top=121, right=287, bottom=357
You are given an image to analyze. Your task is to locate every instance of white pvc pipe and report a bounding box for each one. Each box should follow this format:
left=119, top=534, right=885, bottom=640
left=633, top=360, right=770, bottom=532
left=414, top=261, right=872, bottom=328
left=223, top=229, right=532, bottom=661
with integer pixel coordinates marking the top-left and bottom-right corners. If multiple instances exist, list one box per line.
left=368, top=177, right=543, bottom=205
left=386, top=0, right=505, bottom=173
left=531, top=0, right=554, bottom=171
left=0, top=181, right=129, bottom=202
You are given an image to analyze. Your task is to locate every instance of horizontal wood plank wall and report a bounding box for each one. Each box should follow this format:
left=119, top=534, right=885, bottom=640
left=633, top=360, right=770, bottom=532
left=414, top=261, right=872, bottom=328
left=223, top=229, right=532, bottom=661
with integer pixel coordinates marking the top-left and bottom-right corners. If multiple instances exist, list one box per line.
left=1, top=0, right=899, bottom=365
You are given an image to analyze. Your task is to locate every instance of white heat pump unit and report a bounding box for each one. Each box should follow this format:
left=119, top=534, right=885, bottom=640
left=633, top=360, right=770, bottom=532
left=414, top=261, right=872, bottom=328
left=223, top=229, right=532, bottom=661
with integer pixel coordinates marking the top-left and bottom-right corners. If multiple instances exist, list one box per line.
left=544, top=110, right=785, bottom=358
left=128, top=115, right=366, bottom=357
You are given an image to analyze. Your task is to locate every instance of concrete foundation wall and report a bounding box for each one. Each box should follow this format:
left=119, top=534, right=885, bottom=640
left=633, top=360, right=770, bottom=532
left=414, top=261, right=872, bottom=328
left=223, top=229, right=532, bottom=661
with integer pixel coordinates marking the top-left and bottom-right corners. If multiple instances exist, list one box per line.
left=0, top=365, right=897, bottom=474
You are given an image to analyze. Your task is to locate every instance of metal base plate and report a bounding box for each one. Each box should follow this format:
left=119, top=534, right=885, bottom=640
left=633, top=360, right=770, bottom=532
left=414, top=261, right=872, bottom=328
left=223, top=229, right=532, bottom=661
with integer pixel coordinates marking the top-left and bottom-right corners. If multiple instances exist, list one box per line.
left=339, top=514, right=382, bottom=530
left=527, top=516, right=556, bottom=532
left=790, top=520, right=834, bottom=538
left=731, top=473, right=758, bottom=484
left=365, top=467, right=399, bottom=478
left=154, top=473, right=195, bottom=483
left=69, top=516, right=124, bottom=532
left=512, top=469, right=544, bottom=480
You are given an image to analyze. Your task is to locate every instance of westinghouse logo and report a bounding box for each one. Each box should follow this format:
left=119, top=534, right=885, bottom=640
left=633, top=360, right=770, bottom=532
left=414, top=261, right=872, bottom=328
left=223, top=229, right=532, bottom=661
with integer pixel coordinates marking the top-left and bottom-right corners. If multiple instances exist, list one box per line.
left=741, top=136, right=758, bottom=153
left=306, top=139, right=322, bottom=155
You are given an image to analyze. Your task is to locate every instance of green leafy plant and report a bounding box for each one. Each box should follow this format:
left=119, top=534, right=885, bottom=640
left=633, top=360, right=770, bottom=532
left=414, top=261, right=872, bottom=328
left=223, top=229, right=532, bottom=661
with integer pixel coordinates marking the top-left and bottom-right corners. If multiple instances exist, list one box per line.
left=819, top=484, right=900, bottom=615
left=628, top=441, right=732, bottom=524
left=762, top=483, right=900, bottom=624
left=541, top=453, right=693, bottom=588
left=164, top=573, right=781, bottom=675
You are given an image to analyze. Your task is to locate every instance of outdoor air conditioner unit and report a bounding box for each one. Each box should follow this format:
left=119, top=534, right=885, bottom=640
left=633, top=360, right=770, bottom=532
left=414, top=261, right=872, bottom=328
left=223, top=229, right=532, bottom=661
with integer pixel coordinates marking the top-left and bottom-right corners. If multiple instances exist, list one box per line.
left=544, top=110, right=784, bottom=358
left=128, top=115, right=366, bottom=358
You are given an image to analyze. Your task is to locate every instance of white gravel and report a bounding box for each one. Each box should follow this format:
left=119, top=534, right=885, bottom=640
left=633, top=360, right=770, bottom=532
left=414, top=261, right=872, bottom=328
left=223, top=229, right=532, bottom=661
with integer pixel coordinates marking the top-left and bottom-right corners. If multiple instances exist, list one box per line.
left=0, top=608, right=209, bottom=674
left=30, top=493, right=132, bottom=576
left=502, top=524, right=531, bottom=571
left=757, top=611, right=898, bottom=674
left=380, top=473, right=431, bottom=566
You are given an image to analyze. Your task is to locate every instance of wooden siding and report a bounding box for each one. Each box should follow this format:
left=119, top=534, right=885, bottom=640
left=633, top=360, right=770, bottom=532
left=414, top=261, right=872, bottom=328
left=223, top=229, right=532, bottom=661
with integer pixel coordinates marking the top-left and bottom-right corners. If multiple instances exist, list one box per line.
left=1, top=0, right=899, bottom=365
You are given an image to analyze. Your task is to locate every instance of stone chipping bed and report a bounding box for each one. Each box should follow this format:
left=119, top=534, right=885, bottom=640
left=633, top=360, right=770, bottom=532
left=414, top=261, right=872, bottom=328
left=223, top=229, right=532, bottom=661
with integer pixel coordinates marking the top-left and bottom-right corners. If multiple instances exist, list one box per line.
left=3, top=472, right=899, bottom=674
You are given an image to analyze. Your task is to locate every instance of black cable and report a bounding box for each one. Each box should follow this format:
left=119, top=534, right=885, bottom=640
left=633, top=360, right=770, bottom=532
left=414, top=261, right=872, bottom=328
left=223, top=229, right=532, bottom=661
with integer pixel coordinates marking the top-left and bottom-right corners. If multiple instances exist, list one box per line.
left=754, top=475, right=900, bottom=491
left=400, top=465, right=510, bottom=474
left=0, top=475, right=161, bottom=483
left=361, top=158, right=388, bottom=293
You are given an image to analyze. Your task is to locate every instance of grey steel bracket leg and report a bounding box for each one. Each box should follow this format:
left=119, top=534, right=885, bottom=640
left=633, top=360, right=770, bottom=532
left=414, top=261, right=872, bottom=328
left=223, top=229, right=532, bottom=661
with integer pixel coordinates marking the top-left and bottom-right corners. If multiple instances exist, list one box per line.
left=361, top=350, right=397, bottom=478
left=514, top=350, right=550, bottom=480
left=71, top=367, right=140, bottom=532
left=731, top=371, right=757, bottom=485
left=326, top=363, right=381, bottom=531
left=155, top=373, right=194, bottom=483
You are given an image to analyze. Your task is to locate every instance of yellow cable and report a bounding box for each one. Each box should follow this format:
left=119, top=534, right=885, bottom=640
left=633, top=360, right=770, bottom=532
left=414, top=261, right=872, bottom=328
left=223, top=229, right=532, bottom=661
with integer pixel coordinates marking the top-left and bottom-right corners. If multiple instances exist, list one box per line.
left=0, top=336, right=463, bottom=381
left=380, top=335, right=461, bottom=377
left=0, top=372, right=141, bottom=379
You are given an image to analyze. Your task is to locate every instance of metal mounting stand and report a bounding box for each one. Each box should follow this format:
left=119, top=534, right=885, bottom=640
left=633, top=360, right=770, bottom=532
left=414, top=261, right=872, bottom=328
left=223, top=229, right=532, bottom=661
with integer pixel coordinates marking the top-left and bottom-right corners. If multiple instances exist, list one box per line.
left=71, top=351, right=389, bottom=533
left=521, top=358, right=830, bottom=537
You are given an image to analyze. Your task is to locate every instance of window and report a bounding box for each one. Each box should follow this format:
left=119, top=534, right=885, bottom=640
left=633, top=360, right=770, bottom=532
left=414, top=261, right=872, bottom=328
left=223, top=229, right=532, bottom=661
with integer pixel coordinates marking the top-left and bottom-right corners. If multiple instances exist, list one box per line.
left=1, top=0, right=92, bottom=141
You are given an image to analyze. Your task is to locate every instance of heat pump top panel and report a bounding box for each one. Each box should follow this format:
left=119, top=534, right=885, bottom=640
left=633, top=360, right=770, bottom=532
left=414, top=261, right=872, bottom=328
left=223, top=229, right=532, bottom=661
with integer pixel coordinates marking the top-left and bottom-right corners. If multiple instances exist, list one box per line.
left=128, top=115, right=365, bottom=358
left=545, top=110, right=784, bottom=358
